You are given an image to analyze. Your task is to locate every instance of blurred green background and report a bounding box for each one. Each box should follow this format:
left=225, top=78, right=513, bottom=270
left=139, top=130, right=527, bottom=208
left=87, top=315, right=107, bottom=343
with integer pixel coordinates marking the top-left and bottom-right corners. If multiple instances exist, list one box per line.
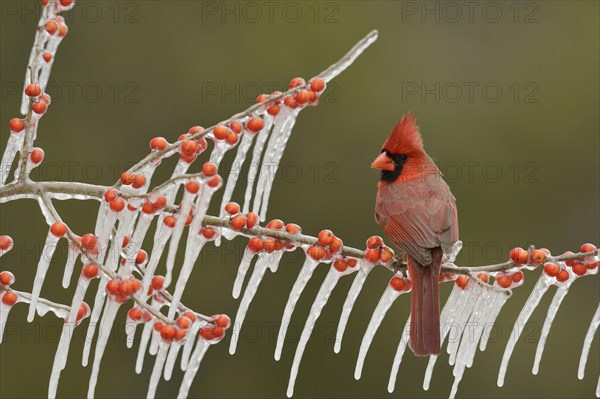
left=1, top=0, right=599, bottom=398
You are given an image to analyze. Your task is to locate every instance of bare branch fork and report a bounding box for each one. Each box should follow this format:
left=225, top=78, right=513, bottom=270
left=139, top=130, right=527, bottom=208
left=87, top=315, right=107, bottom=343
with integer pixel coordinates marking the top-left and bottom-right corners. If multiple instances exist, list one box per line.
left=0, top=1, right=598, bottom=399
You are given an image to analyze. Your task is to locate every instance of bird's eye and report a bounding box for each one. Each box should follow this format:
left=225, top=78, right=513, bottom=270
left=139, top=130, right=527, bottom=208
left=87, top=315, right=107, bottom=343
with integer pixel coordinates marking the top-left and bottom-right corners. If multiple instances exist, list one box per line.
left=399, top=154, right=408, bottom=162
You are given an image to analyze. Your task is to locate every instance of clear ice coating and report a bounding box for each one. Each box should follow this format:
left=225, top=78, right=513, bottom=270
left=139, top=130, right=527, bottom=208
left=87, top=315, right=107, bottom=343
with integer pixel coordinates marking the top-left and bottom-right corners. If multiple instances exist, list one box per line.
left=28, top=231, right=60, bottom=322
left=286, top=266, right=357, bottom=397
left=219, top=131, right=255, bottom=218
left=275, top=256, right=320, bottom=361
left=167, top=235, right=207, bottom=319
left=229, top=251, right=284, bottom=355
left=387, top=316, right=411, bottom=393
left=578, top=302, right=600, bottom=380
left=497, top=273, right=553, bottom=387
left=87, top=299, right=122, bottom=399
left=232, top=247, right=258, bottom=299
left=354, top=282, right=402, bottom=380
left=335, top=260, right=374, bottom=354
left=242, top=115, right=274, bottom=214
left=532, top=279, right=573, bottom=375
left=165, top=188, right=196, bottom=286
left=146, top=341, right=170, bottom=399
left=1, top=133, right=24, bottom=186
left=62, top=242, right=80, bottom=288
left=141, top=219, right=173, bottom=297
left=180, top=320, right=204, bottom=371
left=178, top=338, right=210, bottom=399
left=163, top=342, right=183, bottom=381
left=252, top=107, right=298, bottom=221
left=48, top=275, right=92, bottom=398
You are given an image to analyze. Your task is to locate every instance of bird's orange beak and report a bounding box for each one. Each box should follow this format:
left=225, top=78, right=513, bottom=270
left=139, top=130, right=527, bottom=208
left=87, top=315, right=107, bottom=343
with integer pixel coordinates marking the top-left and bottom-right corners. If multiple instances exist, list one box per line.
left=371, top=152, right=395, bottom=171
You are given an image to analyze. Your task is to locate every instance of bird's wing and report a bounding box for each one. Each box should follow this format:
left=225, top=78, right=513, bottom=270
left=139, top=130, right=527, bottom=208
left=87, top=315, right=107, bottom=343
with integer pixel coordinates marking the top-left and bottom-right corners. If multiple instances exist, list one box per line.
left=375, top=175, right=458, bottom=265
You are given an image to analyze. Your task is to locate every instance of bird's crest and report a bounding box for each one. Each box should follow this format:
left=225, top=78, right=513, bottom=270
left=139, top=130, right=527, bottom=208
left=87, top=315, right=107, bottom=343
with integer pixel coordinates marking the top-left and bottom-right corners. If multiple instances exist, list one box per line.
left=382, top=112, right=424, bottom=154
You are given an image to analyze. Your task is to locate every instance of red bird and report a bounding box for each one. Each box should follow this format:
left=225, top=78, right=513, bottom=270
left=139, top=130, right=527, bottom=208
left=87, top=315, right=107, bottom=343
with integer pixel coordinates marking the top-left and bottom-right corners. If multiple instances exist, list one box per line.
left=372, top=113, right=459, bottom=356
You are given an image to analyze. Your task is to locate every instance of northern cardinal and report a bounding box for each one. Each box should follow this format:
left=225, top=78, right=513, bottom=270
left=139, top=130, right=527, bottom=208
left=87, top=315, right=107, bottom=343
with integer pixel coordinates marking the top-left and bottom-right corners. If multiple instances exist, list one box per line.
left=372, top=113, right=459, bottom=356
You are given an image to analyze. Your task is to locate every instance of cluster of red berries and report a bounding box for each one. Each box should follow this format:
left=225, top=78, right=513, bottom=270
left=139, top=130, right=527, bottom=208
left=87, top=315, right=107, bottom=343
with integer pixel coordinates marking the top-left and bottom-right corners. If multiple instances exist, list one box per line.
left=0, top=235, right=14, bottom=254
left=200, top=314, right=231, bottom=343
left=389, top=275, right=412, bottom=292
left=152, top=312, right=196, bottom=343
left=120, top=172, right=147, bottom=189
left=148, top=275, right=166, bottom=296
left=546, top=243, right=599, bottom=279
left=246, top=220, right=299, bottom=254
left=0, top=271, right=17, bottom=306
left=223, top=202, right=258, bottom=232
left=284, top=77, right=326, bottom=109
left=24, top=83, right=51, bottom=116
left=140, top=195, right=167, bottom=215
left=363, top=236, right=395, bottom=265
left=178, top=128, right=208, bottom=163
left=307, top=229, right=343, bottom=261
left=127, top=306, right=153, bottom=324
left=106, top=277, right=142, bottom=303
left=44, top=14, right=68, bottom=38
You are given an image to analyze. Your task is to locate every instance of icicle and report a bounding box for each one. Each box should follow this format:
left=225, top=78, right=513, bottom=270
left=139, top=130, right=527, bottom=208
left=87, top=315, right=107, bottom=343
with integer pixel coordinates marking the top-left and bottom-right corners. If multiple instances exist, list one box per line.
left=165, top=160, right=191, bottom=204
left=252, top=107, right=293, bottom=218
left=532, top=281, right=573, bottom=375
left=387, top=316, right=411, bottom=393
left=448, top=284, right=482, bottom=366
left=242, top=115, right=274, bottom=213
left=258, top=110, right=301, bottom=221
left=87, top=300, right=122, bottom=399
left=125, top=318, right=138, bottom=349
left=146, top=341, right=170, bottom=399
left=181, top=320, right=203, bottom=371
left=578, top=302, right=600, bottom=380
left=49, top=275, right=92, bottom=398
left=105, top=207, right=138, bottom=271
left=354, top=283, right=402, bottom=379
left=28, top=231, right=60, bottom=322
left=0, top=295, right=20, bottom=344
left=178, top=338, right=210, bottom=399
left=596, top=374, right=600, bottom=398
left=62, top=242, right=80, bottom=288
left=165, top=189, right=196, bottom=286
left=167, top=235, right=207, bottom=319
left=94, top=201, right=108, bottom=237
left=275, top=256, right=320, bottom=361
left=141, top=220, right=173, bottom=296
left=136, top=322, right=154, bottom=373
left=335, top=260, right=374, bottom=353
left=286, top=266, right=356, bottom=397
left=1, top=133, right=25, bottom=185
left=479, top=289, right=510, bottom=352
left=449, top=290, right=492, bottom=399
left=96, top=209, right=118, bottom=264
left=209, top=141, right=229, bottom=166
left=232, top=248, right=258, bottom=299
left=497, top=273, right=553, bottom=387
left=82, top=276, right=109, bottom=366
left=229, top=252, right=272, bottom=355
left=164, top=342, right=182, bottom=381
left=423, top=283, right=468, bottom=391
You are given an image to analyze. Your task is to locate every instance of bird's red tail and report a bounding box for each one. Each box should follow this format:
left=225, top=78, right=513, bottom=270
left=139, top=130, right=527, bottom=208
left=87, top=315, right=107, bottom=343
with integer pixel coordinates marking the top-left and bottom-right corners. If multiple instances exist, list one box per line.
left=407, top=248, right=443, bottom=356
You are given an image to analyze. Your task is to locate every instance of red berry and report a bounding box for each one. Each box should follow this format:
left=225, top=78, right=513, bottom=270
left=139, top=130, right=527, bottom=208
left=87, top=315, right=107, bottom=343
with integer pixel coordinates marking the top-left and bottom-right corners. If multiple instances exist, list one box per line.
left=121, top=172, right=134, bottom=185
left=152, top=196, right=167, bottom=210
left=202, top=162, right=218, bottom=177
left=295, top=89, right=311, bottom=104
left=82, top=264, right=99, bottom=279
left=380, top=247, right=394, bottom=263
left=150, top=137, right=168, bottom=151
left=496, top=276, right=512, bottom=288
left=0, top=272, right=15, bottom=286
left=118, top=282, right=132, bottom=297
left=151, top=276, right=165, bottom=291
left=135, top=250, right=148, bottom=265
left=288, top=77, right=305, bottom=89
left=45, top=20, right=58, bottom=35
left=110, top=198, right=125, bottom=212
left=229, top=121, right=242, bottom=134
left=141, top=202, right=155, bottom=214
left=104, top=189, right=119, bottom=202
left=25, top=84, right=42, bottom=97
left=181, top=141, right=197, bottom=156
left=266, top=219, right=284, bottom=230
left=572, top=263, right=587, bottom=276
left=317, top=230, right=334, bottom=246
left=310, top=78, right=326, bottom=92
left=284, top=96, right=298, bottom=109
left=225, top=131, right=239, bottom=145
left=544, top=263, right=560, bottom=277
left=390, top=276, right=406, bottom=291
left=262, top=238, right=276, bottom=253
left=267, top=104, right=280, bottom=116
left=106, top=279, right=119, bottom=295
left=308, top=245, right=326, bottom=260
left=477, top=273, right=489, bottom=283
left=230, top=215, right=246, bottom=231
left=42, top=52, right=53, bottom=63
left=246, top=117, right=264, bottom=133
left=456, top=275, right=469, bottom=289
left=333, top=258, right=348, bottom=272
left=529, top=250, right=546, bottom=265
left=225, top=202, right=240, bottom=215
left=366, top=236, right=383, bottom=249
left=347, top=258, right=358, bottom=268
left=32, top=101, right=47, bottom=114
left=0, top=236, right=12, bottom=251
left=285, top=223, right=301, bottom=235
left=214, top=314, right=231, bottom=328
left=183, top=311, right=197, bottom=323
left=76, top=303, right=89, bottom=321
left=248, top=237, right=263, bottom=253
left=9, top=118, right=25, bottom=133
left=200, top=227, right=216, bottom=240
left=29, top=148, right=44, bottom=164
left=185, top=181, right=200, bottom=193
left=511, top=271, right=524, bottom=283
left=213, top=125, right=228, bottom=140
left=189, top=126, right=203, bottom=135
left=246, top=212, right=258, bottom=229
left=128, top=308, right=143, bottom=321
left=556, top=269, right=570, bottom=282
left=581, top=243, right=597, bottom=254
left=58, top=23, right=68, bottom=37
left=2, top=292, right=18, bottom=306
left=161, top=325, right=176, bottom=341
left=509, top=247, right=528, bottom=264
left=50, top=222, right=67, bottom=237
left=81, top=234, right=97, bottom=250
left=364, top=248, right=380, bottom=263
